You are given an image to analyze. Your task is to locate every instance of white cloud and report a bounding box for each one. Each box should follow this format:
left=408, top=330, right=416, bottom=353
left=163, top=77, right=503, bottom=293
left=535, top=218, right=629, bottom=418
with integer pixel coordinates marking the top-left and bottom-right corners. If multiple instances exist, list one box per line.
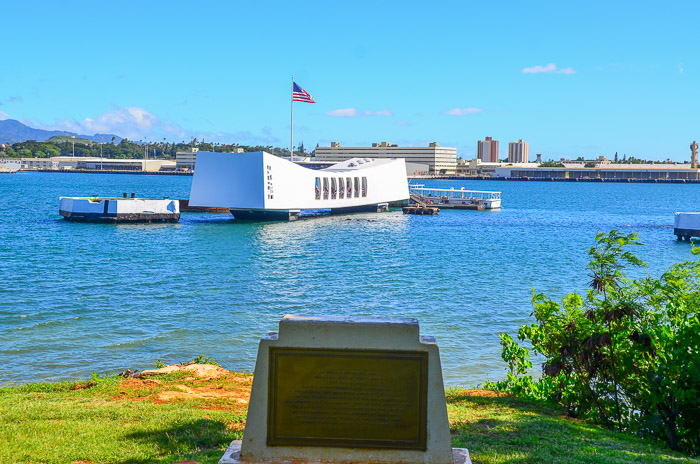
left=25, top=106, right=188, bottom=140
left=522, top=63, right=557, bottom=74
left=445, top=107, right=484, bottom=116
left=326, top=108, right=393, bottom=117
left=17, top=106, right=280, bottom=145
left=522, top=63, right=576, bottom=74
left=679, top=63, right=684, bottom=74
left=0, top=110, right=9, bottom=120
left=396, top=120, right=408, bottom=126
left=326, top=108, right=359, bottom=117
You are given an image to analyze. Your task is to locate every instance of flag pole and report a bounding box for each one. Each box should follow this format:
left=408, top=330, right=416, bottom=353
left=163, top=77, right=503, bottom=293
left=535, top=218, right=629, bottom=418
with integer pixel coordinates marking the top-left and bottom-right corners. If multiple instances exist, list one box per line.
left=290, top=75, right=294, bottom=162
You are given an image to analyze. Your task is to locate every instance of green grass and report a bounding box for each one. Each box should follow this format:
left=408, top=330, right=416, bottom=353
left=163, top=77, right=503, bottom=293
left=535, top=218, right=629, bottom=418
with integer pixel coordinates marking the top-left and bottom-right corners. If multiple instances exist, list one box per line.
left=447, top=389, right=697, bottom=463
left=0, top=374, right=247, bottom=464
left=0, top=375, right=696, bottom=464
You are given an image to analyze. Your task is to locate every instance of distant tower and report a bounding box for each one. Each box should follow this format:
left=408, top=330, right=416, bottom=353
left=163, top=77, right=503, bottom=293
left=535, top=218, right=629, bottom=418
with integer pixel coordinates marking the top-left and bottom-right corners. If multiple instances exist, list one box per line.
left=691, top=141, right=698, bottom=169
left=536, top=153, right=542, bottom=163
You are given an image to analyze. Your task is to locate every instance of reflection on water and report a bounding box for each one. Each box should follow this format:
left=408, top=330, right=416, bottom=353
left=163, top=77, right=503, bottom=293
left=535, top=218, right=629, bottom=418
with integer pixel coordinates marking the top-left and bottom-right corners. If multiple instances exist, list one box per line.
left=1, top=172, right=699, bottom=385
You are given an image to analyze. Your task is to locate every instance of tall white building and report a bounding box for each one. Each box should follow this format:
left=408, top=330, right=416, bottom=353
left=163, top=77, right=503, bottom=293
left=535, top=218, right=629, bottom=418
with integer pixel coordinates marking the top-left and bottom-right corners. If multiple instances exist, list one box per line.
left=508, top=139, right=529, bottom=163
left=314, top=142, right=457, bottom=174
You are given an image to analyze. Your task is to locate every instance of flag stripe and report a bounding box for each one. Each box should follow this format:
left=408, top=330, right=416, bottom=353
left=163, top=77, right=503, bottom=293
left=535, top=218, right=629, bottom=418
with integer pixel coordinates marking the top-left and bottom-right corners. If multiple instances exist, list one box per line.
left=292, top=81, right=315, bottom=103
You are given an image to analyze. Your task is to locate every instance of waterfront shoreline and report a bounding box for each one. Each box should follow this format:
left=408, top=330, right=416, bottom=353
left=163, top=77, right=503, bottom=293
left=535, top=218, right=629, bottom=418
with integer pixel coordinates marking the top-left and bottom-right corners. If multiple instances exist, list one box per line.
left=18, top=169, right=700, bottom=183
left=411, top=175, right=700, bottom=183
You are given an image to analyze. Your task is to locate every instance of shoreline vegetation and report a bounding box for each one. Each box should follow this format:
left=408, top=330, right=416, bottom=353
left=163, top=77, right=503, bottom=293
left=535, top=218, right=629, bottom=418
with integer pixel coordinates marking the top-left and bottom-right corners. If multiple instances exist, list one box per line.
left=1, top=363, right=696, bottom=464
left=1, top=135, right=692, bottom=166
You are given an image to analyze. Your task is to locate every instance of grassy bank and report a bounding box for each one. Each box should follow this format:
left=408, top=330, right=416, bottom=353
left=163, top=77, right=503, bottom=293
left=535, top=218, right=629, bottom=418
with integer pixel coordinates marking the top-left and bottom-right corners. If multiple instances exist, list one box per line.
left=0, top=369, right=696, bottom=464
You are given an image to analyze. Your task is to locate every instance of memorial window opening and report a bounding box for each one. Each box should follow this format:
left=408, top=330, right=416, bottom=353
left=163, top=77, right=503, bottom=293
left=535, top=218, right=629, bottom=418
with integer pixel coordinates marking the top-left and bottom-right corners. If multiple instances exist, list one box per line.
left=346, top=177, right=352, bottom=198
left=354, top=177, right=360, bottom=198
left=361, top=177, right=367, bottom=197
left=314, top=177, right=321, bottom=200
left=331, top=178, right=337, bottom=199
left=338, top=178, right=345, bottom=199
left=323, top=178, right=329, bottom=200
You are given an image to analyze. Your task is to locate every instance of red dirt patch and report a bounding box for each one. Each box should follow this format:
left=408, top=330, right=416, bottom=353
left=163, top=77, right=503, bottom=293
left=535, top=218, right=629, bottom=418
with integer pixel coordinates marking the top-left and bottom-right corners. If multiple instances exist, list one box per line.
left=139, top=363, right=229, bottom=380
left=70, top=381, right=96, bottom=390
left=110, top=373, right=252, bottom=408
left=156, top=385, right=250, bottom=402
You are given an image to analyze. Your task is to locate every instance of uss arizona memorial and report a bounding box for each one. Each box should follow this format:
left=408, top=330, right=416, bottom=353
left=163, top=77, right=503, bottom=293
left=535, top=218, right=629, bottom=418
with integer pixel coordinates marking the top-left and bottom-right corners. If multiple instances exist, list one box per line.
left=189, top=151, right=409, bottom=221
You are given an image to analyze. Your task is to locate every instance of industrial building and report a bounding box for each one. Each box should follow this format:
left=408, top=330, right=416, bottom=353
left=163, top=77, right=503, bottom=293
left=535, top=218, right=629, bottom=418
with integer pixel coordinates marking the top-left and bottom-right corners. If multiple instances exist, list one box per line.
left=494, top=164, right=700, bottom=180
left=314, top=142, right=457, bottom=174
left=20, top=157, right=175, bottom=172
left=175, top=147, right=198, bottom=171
left=176, top=147, right=244, bottom=171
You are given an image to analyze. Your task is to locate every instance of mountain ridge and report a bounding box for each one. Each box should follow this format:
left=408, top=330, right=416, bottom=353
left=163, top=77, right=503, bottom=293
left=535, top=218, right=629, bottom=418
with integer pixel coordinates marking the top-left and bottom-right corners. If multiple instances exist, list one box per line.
left=0, top=119, right=123, bottom=144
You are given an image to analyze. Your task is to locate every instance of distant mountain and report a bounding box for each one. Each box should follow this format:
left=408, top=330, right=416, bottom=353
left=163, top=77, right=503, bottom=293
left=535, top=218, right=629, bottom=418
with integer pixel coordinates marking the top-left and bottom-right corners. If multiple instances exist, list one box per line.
left=0, top=119, right=123, bottom=144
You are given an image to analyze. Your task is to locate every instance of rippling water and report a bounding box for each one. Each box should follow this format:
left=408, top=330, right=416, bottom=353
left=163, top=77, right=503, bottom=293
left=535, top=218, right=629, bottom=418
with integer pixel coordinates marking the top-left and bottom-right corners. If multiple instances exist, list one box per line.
left=1, top=172, right=698, bottom=385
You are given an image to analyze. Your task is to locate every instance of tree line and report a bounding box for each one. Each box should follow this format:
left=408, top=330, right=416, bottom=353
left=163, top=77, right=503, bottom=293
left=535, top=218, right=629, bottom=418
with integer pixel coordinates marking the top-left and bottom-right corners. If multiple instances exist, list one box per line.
left=0, top=138, right=299, bottom=159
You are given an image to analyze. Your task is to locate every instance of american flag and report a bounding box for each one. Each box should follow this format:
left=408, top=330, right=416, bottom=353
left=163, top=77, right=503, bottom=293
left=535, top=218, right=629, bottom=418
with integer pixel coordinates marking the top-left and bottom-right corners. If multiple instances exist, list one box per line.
left=292, top=82, right=315, bottom=103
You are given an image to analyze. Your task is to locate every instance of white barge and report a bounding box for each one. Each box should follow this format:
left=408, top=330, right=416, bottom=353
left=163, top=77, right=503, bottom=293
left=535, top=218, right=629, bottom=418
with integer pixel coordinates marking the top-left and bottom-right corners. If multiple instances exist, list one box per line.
left=409, top=186, right=501, bottom=210
left=189, top=151, right=409, bottom=220
left=59, top=196, right=180, bottom=223
left=674, top=212, right=700, bottom=240
left=0, top=159, right=21, bottom=173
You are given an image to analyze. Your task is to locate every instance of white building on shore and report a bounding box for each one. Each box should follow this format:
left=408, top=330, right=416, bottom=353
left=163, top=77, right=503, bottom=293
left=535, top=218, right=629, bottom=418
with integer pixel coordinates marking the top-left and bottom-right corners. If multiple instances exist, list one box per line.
left=175, top=147, right=199, bottom=171
left=494, top=163, right=700, bottom=180
left=314, top=142, right=457, bottom=175
left=20, top=157, right=175, bottom=172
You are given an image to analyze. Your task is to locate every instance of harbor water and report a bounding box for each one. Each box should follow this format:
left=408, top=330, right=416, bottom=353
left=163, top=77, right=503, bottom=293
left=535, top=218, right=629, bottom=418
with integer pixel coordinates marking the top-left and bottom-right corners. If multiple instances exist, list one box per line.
left=1, top=172, right=699, bottom=385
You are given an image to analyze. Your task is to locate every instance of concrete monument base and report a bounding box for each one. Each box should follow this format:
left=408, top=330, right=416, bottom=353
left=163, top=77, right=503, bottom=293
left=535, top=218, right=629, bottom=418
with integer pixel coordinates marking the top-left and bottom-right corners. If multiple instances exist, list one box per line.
left=219, top=441, right=472, bottom=464
left=229, top=315, right=464, bottom=464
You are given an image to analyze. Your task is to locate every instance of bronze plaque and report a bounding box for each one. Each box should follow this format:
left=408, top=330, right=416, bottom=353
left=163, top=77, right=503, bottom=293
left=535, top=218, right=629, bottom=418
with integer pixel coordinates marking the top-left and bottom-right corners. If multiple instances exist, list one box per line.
left=267, top=347, right=428, bottom=450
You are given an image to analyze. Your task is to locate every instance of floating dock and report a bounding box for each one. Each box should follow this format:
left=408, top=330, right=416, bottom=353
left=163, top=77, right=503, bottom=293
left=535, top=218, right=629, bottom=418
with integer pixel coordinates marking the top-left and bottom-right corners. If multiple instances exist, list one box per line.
left=674, top=212, right=700, bottom=240
left=403, top=205, right=439, bottom=215
left=59, top=194, right=180, bottom=223
left=409, top=186, right=501, bottom=210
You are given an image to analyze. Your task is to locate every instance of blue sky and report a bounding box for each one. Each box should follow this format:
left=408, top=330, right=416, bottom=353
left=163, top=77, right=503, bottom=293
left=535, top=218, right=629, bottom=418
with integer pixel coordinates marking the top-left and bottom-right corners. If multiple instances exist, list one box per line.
left=1, top=0, right=698, bottom=160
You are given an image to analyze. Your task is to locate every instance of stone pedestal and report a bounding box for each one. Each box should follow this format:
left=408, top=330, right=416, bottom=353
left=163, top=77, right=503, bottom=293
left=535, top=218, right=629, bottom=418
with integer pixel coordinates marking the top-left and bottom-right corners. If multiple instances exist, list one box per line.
left=221, top=315, right=469, bottom=464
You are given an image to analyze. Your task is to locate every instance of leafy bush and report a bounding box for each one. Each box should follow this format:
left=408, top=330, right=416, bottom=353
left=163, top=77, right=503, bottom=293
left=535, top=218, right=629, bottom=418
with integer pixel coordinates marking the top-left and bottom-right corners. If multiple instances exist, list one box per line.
left=487, top=230, right=700, bottom=455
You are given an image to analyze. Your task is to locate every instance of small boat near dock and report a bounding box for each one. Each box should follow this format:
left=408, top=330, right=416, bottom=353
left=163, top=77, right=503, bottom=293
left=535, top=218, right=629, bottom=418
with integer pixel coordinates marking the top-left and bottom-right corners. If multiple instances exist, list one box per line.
left=674, top=212, right=700, bottom=240
left=409, top=185, right=501, bottom=210
left=59, top=194, right=180, bottom=223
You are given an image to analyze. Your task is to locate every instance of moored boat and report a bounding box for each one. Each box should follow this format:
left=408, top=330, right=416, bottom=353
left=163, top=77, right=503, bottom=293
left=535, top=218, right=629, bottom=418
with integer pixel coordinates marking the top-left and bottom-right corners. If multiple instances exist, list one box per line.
left=674, top=212, right=700, bottom=240
left=0, top=159, right=21, bottom=173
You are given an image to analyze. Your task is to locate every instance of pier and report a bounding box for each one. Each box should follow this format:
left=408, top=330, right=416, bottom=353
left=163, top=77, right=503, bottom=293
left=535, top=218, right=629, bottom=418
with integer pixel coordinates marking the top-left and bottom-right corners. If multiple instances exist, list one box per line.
left=409, top=186, right=501, bottom=210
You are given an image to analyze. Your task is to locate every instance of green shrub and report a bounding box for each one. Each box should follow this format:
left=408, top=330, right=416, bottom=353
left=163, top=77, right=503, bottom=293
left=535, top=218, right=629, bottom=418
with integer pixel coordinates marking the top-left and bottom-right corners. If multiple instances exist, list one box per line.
left=488, top=230, right=700, bottom=455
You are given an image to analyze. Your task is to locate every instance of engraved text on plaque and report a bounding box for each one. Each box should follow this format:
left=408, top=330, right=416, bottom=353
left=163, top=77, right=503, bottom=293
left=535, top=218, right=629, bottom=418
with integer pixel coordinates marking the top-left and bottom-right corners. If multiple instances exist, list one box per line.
left=267, top=347, right=428, bottom=450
